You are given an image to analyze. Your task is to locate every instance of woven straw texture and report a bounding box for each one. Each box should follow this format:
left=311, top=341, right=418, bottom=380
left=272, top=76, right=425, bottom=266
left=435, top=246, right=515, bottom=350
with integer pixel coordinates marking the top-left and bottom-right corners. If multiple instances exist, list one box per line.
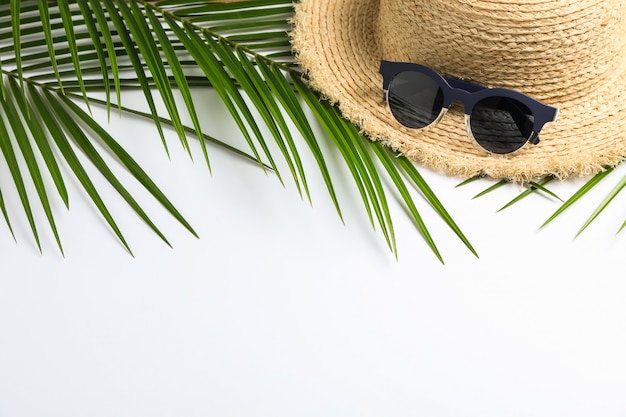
left=291, top=0, right=626, bottom=181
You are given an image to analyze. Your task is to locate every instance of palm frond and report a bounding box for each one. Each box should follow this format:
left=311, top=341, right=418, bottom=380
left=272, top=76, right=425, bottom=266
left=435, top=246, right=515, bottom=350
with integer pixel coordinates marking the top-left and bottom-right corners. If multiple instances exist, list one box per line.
left=539, top=166, right=626, bottom=237
left=0, top=0, right=479, bottom=261
left=0, top=83, right=44, bottom=252
left=496, top=177, right=560, bottom=213
left=472, top=179, right=510, bottom=199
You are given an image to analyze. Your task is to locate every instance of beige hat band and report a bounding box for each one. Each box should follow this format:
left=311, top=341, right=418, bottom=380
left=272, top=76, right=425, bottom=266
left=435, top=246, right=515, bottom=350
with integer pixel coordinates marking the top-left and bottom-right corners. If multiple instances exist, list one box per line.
left=378, top=0, right=626, bottom=100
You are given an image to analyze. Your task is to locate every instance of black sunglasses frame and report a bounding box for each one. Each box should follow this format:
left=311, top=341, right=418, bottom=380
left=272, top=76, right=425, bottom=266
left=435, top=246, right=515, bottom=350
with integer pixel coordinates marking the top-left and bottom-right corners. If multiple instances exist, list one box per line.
left=379, top=60, right=560, bottom=153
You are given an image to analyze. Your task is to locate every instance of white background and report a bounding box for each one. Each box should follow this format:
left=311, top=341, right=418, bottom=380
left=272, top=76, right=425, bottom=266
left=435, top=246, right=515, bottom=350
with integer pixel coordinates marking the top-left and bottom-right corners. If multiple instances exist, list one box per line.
left=1, top=91, right=626, bottom=416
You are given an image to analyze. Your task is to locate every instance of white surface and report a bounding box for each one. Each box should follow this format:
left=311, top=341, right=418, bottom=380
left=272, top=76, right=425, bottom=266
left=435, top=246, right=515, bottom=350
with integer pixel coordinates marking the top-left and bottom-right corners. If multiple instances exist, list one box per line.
left=2, top=92, right=626, bottom=416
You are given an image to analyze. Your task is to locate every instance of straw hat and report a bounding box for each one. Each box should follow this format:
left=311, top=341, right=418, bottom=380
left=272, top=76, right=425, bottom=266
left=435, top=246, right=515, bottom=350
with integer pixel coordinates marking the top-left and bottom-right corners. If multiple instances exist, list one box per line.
left=291, top=0, right=626, bottom=181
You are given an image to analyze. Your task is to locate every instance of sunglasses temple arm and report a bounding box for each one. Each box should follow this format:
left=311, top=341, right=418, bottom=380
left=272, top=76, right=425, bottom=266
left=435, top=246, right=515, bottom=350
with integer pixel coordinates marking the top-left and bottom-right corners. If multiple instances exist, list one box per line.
left=529, top=131, right=540, bottom=145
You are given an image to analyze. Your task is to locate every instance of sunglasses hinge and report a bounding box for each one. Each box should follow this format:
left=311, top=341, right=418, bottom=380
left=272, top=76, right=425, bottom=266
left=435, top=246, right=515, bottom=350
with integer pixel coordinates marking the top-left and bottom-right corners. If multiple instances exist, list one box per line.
left=529, top=132, right=540, bottom=145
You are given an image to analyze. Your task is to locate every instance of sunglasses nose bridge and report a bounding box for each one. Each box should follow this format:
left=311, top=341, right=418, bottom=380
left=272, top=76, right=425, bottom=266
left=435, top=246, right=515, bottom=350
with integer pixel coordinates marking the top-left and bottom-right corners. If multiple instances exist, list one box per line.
left=445, top=87, right=474, bottom=114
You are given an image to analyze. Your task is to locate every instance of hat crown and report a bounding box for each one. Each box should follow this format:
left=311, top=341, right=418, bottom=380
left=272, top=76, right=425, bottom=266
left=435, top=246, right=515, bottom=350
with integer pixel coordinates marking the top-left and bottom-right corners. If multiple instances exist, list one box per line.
left=378, top=0, right=626, bottom=103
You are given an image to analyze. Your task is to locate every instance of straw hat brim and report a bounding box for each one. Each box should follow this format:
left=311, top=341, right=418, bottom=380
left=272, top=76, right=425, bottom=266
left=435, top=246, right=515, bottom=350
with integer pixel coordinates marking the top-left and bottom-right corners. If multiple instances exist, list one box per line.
left=291, top=0, right=626, bottom=181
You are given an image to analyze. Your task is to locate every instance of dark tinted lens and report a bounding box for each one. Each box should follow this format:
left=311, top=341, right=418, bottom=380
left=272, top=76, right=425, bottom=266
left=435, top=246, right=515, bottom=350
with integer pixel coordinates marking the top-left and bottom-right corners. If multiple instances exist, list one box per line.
left=470, top=97, right=534, bottom=154
left=388, top=71, right=444, bottom=129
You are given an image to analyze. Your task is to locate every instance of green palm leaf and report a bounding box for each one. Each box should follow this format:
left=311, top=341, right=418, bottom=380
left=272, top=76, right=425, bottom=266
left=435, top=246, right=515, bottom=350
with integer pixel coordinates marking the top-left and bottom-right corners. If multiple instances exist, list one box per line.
left=0, top=0, right=480, bottom=260
left=9, top=0, right=20, bottom=97
left=57, top=0, right=91, bottom=112
left=1, top=80, right=63, bottom=254
left=88, top=0, right=122, bottom=117
left=0, top=88, right=42, bottom=252
left=540, top=166, right=626, bottom=236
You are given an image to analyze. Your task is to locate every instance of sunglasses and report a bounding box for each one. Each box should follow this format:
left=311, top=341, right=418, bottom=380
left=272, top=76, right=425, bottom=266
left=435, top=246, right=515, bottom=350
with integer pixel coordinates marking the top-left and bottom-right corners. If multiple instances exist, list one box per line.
left=379, top=61, right=560, bottom=154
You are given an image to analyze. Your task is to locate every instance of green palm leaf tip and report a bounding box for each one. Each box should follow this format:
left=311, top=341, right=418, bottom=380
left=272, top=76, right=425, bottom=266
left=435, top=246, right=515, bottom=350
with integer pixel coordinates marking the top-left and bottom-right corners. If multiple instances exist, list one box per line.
left=7, top=77, right=70, bottom=210
left=541, top=167, right=614, bottom=230
left=291, top=79, right=373, bottom=226
left=338, top=116, right=397, bottom=255
left=256, top=59, right=342, bottom=221
left=27, top=83, right=133, bottom=255
left=88, top=0, right=122, bottom=118
left=472, top=179, right=509, bottom=199
left=144, top=4, right=210, bottom=170
left=232, top=46, right=308, bottom=197
left=48, top=91, right=173, bottom=249
left=119, top=0, right=192, bottom=158
left=394, top=154, right=478, bottom=259
left=0, top=187, right=16, bottom=242
left=58, top=94, right=199, bottom=240
left=164, top=16, right=279, bottom=178
left=497, top=177, right=560, bottom=213
left=370, top=142, right=442, bottom=263
left=0, top=94, right=42, bottom=253
left=77, top=0, right=110, bottom=118
left=2, top=80, right=65, bottom=255
left=207, top=33, right=307, bottom=199
left=102, top=0, right=171, bottom=157
left=576, top=172, right=626, bottom=237
left=294, top=78, right=397, bottom=254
